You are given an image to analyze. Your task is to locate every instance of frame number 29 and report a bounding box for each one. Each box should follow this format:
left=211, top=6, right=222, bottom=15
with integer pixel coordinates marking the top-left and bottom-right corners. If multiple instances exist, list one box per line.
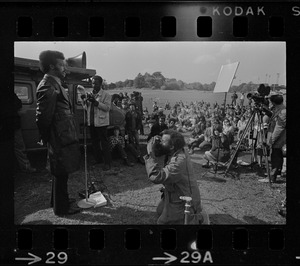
left=46, top=252, right=68, bottom=264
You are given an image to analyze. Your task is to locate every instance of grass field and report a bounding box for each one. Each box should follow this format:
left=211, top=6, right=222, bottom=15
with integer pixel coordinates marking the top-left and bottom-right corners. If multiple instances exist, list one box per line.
left=15, top=126, right=286, bottom=225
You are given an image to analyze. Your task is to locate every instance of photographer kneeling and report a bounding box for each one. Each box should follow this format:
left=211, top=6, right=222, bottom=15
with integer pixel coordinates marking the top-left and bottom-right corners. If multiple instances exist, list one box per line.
left=143, top=130, right=209, bottom=225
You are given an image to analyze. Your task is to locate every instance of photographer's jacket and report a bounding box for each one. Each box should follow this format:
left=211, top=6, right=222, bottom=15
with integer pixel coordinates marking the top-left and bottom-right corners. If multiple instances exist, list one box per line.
left=144, top=148, right=207, bottom=224
left=36, top=74, right=80, bottom=175
left=268, top=104, right=286, bottom=148
left=85, top=91, right=111, bottom=127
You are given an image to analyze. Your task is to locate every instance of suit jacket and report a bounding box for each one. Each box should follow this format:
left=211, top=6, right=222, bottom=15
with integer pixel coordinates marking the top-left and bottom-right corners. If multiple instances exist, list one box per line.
left=36, top=74, right=80, bottom=175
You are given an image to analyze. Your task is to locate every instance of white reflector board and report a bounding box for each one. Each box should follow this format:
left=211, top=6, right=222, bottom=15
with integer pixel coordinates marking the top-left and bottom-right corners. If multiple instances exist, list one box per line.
left=214, top=62, right=239, bottom=93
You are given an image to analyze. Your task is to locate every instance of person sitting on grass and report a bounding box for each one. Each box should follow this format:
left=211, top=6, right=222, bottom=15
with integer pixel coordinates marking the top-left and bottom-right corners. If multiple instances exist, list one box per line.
left=222, top=118, right=235, bottom=146
left=198, top=120, right=213, bottom=152
left=168, top=118, right=178, bottom=130
left=202, top=124, right=231, bottom=168
left=109, top=126, right=134, bottom=167
left=188, top=118, right=207, bottom=154
left=147, top=116, right=168, bottom=142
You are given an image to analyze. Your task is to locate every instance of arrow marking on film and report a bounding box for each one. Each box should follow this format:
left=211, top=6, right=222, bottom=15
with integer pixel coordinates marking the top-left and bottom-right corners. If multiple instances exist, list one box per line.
left=152, top=252, right=177, bottom=264
left=15, top=252, right=42, bottom=265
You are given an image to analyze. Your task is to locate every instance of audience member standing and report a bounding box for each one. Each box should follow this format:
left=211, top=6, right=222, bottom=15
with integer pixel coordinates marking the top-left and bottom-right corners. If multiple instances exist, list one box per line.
left=125, top=101, right=142, bottom=156
left=81, top=75, right=112, bottom=171
left=240, top=92, right=245, bottom=107
left=231, top=91, right=238, bottom=106
left=259, top=93, right=286, bottom=183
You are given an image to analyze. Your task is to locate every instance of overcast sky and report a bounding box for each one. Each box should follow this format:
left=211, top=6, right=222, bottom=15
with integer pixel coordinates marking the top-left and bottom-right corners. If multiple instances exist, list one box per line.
left=15, top=41, right=286, bottom=85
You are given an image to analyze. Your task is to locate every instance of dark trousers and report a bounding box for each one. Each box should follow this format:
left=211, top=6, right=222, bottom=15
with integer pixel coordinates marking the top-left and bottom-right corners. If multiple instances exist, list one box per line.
left=271, top=148, right=283, bottom=180
left=50, top=174, right=69, bottom=215
left=126, top=143, right=141, bottom=158
left=111, top=144, right=127, bottom=159
left=90, top=126, right=112, bottom=166
left=128, top=130, right=141, bottom=153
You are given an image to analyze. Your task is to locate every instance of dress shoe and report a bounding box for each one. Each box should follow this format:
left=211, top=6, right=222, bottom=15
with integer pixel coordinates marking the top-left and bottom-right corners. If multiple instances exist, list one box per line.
left=55, top=205, right=81, bottom=216
left=50, top=198, right=77, bottom=208
left=137, top=156, right=145, bottom=165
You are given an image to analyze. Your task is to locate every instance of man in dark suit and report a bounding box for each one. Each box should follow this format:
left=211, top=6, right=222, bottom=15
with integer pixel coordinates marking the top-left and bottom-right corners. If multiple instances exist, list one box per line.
left=36, top=50, right=81, bottom=216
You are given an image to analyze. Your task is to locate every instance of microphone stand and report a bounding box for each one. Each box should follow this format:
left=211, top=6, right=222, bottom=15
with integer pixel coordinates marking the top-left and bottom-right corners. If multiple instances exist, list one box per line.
left=77, top=93, right=96, bottom=209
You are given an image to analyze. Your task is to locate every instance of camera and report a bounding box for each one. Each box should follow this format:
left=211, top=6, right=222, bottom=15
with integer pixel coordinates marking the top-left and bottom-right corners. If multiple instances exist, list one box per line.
left=86, top=92, right=96, bottom=101
left=152, top=135, right=166, bottom=157
left=247, top=84, right=270, bottom=105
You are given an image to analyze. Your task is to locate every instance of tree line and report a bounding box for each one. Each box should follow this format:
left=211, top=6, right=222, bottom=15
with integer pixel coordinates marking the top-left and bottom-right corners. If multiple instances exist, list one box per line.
left=105, top=72, right=286, bottom=93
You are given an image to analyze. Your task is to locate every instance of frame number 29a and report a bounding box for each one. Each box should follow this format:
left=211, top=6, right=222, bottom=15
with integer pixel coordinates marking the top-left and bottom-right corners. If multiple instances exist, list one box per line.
left=180, top=251, right=213, bottom=264
left=46, top=252, right=68, bottom=264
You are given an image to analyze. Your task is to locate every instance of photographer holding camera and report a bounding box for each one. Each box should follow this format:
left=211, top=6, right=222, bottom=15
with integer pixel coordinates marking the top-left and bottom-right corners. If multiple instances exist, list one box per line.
left=80, top=75, right=112, bottom=171
left=143, top=130, right=209, bottom=224
left=259, top=92, right=286, bottom=183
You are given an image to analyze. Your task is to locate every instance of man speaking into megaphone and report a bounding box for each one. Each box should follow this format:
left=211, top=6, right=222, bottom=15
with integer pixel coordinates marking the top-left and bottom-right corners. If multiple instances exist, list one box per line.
left=77, top=76, right=112, bottom=171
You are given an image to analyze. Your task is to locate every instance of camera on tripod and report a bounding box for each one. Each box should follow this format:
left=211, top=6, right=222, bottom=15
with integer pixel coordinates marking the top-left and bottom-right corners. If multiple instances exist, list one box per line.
left=246, top=84, right=270, bottom=105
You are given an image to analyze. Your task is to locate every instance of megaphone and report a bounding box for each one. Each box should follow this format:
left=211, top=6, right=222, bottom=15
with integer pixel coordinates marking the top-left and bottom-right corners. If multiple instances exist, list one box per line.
left=66, top=52, right=86, bottom=68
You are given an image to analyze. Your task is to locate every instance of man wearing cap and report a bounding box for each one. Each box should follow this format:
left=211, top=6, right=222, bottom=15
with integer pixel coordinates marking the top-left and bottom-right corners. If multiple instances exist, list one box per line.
left=80, top=75, right=112, bottom=171
left=259, top=92, right=286, bottom=183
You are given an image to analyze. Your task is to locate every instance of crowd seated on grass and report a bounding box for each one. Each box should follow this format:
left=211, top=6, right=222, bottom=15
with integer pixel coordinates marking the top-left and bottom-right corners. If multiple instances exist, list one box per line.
left=106, top=91, right=272, bottom=171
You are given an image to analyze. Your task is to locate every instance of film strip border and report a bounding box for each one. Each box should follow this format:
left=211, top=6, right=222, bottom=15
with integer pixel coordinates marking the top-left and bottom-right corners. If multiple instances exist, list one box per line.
left=3, top=2, right=297, bottom=40
left=1, top=226, right=295, bottom=264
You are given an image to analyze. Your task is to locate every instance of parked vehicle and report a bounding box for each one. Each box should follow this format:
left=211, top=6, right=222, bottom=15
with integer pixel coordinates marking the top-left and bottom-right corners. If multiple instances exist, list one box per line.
left=14, top=52, right=125, bottom=151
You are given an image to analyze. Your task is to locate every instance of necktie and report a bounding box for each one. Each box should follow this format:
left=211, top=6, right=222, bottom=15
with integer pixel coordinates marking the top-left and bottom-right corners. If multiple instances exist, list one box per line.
left=90, top=101, right=95, bottom=126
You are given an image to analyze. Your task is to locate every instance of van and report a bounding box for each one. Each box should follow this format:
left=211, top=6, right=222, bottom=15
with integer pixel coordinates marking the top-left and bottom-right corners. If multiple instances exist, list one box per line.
left=14, top=52, right=125, bottom=151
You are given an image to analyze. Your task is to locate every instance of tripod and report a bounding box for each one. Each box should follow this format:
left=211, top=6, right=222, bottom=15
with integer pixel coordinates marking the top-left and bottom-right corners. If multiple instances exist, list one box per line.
left=224, top=105, right=271, bottom=186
